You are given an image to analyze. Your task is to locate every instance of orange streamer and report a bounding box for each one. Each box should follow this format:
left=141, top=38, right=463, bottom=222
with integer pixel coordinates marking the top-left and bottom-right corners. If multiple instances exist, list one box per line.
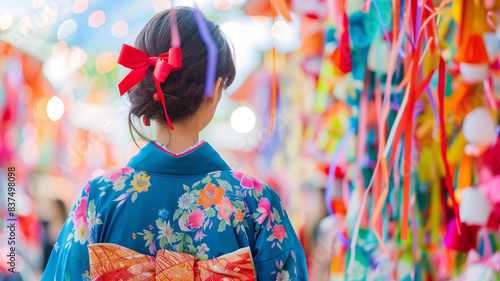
left=274, top=0, right=292, bottom=22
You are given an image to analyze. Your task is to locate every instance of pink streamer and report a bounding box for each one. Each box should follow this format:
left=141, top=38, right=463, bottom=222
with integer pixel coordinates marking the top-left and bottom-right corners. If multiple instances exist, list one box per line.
left=490, top=125, right=500, bottom=155
left=326, top=0, right=336, bottom=23
left=342, top=176, right=350, bottom=210
left=348, top=7, right=410, bottom=274
left=363, top=0, right=372, bottom=13
left=486, top=11, right=498, bottom=30
left=485, top=0, right=495, bottom=9
left=170, top=9, right=181, bottom=48
left=483, top=79, right=497, bottom=111
left=410, top=194, right=418, bottom=259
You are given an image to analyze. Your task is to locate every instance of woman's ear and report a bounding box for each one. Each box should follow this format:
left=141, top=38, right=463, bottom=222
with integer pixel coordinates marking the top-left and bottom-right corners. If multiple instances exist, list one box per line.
left=209, top=77, right=223, bottom=105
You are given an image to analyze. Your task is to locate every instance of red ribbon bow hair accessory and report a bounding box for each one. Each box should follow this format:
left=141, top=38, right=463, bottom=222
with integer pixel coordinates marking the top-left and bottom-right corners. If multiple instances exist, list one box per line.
left=117, top=44, right=182, bottom=130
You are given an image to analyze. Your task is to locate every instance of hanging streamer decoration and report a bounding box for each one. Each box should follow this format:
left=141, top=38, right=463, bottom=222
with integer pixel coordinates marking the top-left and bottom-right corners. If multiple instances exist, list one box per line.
left=268, top=0, right=292, bottom=136
left=170, top=8, right=181, bottom=48
left=193, top=9, right=218, bottom=97
left=347, top=0, right=464, bottom=273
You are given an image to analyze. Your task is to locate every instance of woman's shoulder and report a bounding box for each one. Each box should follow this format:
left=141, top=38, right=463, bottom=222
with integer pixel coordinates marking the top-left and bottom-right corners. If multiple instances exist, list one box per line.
left=85, top=166, right=153, bottom=200
left=87, top=167, right=146, bottom=188
left=219, top=170, right=284, bottom=210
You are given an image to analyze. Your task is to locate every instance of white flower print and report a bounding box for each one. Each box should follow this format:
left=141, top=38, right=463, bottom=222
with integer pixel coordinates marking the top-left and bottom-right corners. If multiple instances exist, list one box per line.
left=196, top=243, right=210, bottom=255
left=157, top=220, right=175, bottom=242
left=82, top=272, right=91, bottom=281
left=178, top=192, right=195, bottom=209
left=276, top=270, right=290, bottom=281
left=112, top=177, right=127, bottom=191
left=74, top=225, right=88, bottom=245
left=87, top=209, right=96, bottom=229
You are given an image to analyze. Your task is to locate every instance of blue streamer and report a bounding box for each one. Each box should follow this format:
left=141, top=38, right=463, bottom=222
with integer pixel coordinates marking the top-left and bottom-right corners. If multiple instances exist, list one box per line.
left=193, top=9, right=218, bottom=97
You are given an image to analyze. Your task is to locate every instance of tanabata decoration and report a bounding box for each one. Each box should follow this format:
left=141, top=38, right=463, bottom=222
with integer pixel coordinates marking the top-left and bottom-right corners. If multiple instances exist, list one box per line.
left=243, top=0, right=293, bottom=136
left=241, top=0, right=500, bottom=279
left=193, top=8, right=218, bottom=98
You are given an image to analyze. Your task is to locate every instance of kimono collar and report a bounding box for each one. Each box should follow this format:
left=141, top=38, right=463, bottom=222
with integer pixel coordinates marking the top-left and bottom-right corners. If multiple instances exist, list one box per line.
left=126, top=141, right=231, bottom=175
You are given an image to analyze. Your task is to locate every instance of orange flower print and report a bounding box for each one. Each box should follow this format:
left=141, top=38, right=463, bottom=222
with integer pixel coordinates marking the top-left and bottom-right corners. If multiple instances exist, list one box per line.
left=216, top=197, right=234, bottom=222
left=131, top=173, right=151, bottom=193
left=235, top=209, right=244, bottom=222
left=197, top=183, right=225, bottom=209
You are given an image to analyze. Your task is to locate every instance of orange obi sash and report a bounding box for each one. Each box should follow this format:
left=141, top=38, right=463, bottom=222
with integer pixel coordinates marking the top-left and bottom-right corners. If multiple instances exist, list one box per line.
left=87, top=243, right=256, bottom=280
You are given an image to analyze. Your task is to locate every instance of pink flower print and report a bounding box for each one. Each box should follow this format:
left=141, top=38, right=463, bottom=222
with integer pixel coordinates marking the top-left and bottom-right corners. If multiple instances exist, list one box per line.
left=149, top=241, right=157, bottom=255
left=216, top=197, right=234, bottom=222
left=73, top=196, right=88, bottom=229
left=104, top=170, right=123, bottom=182
left=255, top=197, right=274, bottom=230
left=272, top=224, right=287, bottom=242
left=232, top=172, right=264, bottom=193
left=186, top=209, right=206, bottom=229
left=85, top=183, right=91, bottom=194
left=121, top=167, right=134, bottom=174
left=195, top=230, right=207, bottom=241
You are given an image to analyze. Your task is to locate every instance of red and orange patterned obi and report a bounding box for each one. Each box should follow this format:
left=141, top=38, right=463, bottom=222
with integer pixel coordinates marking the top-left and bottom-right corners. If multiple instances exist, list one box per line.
left=88, top=243, right=256, bottom=280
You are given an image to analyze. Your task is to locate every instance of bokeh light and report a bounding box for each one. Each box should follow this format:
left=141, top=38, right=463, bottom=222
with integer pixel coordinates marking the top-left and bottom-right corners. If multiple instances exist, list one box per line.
left=230, top=106, right=256, bottom=134
left=52, top=41, right=68, bottom=57
left=73, top=0, right=89, bottom=14
left=214, top=0, right=232, bottom=10
left=88, top=10, right=106, bottom=28
left=95, top=51, right=118, bottom=74
left=46, top=96, right=65, bottom=121
left=35, top=5, right=58, bottom=28
left=0, top=13, right=14, bottom=31
left=271, top=21, right=291, bottom=39
left=32, top=0, right=46, bottom=9
left=19, top=16, right=34, bottom=34
left=44, top=54, right=71, bottom=85
left=92, top=168, right=106, bottom=179
left=22, top=122, right=39, bottom=142
left=153, top=0, right=171, bottom=13
left=57, top=19, right=77, bottom=40
left=20, top=140, right=39, bottom=167
left=111, top=21, right=129, bottom=38
left=69, top=47, right=87, bottom=69
left=65, top=71, right=85, bottom=89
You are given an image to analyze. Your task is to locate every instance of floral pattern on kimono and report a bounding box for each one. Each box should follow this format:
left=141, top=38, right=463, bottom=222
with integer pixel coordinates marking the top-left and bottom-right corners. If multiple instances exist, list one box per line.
left=42, top=141, right=308, bottom=281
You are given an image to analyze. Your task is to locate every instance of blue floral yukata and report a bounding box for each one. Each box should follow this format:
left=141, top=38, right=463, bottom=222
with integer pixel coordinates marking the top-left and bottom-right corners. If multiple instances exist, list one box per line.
left=42, top=141, right=308, bottom=280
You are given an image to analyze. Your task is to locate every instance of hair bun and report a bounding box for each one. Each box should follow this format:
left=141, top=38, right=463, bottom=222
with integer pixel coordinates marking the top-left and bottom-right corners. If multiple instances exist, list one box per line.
left=127, top=7, right=236, bottom=144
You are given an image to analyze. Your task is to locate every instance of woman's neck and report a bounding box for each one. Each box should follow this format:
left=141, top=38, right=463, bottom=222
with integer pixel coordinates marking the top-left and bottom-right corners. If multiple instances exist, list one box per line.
left=155, top=120, right=201, bottom=154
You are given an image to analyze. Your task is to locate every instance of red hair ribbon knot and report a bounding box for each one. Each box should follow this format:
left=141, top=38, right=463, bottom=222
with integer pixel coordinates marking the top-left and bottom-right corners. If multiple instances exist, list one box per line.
left=117, top=44, right=182, bottom=130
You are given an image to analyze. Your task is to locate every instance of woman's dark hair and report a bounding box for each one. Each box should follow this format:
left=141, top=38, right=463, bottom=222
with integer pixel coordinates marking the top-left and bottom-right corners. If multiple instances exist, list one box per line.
left=128, top=7, right=236, bottom=144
